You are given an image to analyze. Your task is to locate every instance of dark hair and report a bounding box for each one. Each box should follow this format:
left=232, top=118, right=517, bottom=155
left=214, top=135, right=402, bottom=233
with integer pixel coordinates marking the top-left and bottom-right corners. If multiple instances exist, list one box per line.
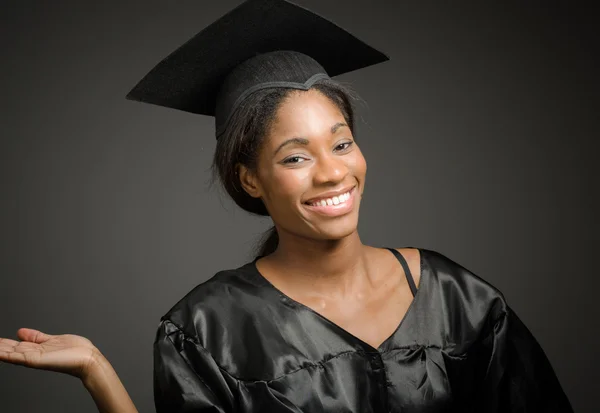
left=210, top=80, right=358, bottom=258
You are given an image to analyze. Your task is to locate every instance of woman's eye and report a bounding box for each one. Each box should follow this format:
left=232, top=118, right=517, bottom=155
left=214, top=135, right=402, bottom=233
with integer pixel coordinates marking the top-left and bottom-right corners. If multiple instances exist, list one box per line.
left=283, top=156, right=306, bottom=164
left=282, top=142, right=353, bottom=164
left=336, top=141, right=354, bottom=151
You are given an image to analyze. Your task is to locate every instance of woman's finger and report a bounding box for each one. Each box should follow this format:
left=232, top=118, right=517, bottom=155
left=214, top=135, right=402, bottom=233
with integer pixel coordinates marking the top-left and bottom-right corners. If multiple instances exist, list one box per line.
left=16, top=328, right=52, bottom=343
left=0, top=337, right=20, bottom=347
left=0, top=348, right=35, bottom=366
left=0, top=340, right=40, bottom=353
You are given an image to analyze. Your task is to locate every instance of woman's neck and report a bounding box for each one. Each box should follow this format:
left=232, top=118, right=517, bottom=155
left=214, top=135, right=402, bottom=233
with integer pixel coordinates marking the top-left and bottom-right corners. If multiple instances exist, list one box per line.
left=265, top=231, right=375, bottom=299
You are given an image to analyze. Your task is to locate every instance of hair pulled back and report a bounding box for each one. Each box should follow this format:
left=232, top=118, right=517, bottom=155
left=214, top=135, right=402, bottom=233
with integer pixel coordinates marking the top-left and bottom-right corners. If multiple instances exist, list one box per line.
left=210, top=80, right=358, bottom=258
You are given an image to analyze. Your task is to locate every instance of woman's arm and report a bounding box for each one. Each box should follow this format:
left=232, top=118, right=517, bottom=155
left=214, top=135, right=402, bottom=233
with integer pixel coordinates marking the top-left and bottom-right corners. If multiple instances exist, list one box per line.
left=0, top=328, right=139, bottom=413
left=154, top=319, right=235, bottom=413
left=82, top=351, right=139, bottom=413
left=478, top=307, right=573, bottom=412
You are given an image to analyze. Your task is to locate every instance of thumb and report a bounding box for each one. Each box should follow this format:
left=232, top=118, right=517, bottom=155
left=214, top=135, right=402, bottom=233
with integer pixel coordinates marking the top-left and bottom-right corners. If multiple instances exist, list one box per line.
left=16, top=328, right=53, bottom=343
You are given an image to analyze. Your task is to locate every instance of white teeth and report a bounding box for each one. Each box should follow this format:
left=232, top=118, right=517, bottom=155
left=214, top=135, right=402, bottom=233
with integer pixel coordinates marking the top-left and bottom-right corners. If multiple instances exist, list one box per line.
left=308, top=190, right=352, bottom=207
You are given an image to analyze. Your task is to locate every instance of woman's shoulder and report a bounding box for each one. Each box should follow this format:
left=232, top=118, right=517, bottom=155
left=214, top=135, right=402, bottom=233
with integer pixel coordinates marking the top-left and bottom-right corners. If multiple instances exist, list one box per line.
left=400, top=247, right=509, bottom=350
left=415, top=247, right=508, bottom=319
left=158, top=261, right=267, bottom=341
left=389, top=247, right=423, bottom=288
left=154, top=260, right=306, bottom=379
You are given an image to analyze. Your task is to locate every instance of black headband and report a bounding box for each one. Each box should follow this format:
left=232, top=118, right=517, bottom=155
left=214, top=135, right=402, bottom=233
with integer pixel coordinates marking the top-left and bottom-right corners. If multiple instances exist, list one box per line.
left=215, top=50, right=330, bottom=137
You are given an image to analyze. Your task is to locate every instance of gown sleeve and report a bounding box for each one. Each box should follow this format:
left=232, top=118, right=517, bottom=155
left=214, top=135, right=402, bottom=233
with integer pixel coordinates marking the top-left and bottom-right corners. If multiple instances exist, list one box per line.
left=153, top=318, right=235, bottom=413
left=479, top=305, right=573, bottom=412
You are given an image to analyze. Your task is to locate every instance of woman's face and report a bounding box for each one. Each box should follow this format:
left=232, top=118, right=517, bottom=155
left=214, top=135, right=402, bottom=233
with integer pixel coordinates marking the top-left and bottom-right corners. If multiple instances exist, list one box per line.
left=241, top=88, right=367, bottom=241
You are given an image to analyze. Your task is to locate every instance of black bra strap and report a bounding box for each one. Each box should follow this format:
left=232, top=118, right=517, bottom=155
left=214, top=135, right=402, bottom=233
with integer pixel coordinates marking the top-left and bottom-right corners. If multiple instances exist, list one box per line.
left=386, top=248, right=417, bottom=297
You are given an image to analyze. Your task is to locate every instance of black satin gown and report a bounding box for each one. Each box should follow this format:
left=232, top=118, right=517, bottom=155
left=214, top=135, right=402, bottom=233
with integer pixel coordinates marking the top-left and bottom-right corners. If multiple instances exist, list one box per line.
left=153, top=248, right=573, bottom=412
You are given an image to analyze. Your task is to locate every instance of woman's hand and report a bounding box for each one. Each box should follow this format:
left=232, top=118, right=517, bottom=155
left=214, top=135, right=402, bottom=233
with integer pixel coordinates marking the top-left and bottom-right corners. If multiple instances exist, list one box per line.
left=1, top=328, right=139, bottom=413
left=0, top=327, right=101, bottom=380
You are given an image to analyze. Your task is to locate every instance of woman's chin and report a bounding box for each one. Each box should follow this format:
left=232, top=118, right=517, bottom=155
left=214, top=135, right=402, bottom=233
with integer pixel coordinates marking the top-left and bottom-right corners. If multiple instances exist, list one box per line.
left=312, top=216, right=359, bottom=240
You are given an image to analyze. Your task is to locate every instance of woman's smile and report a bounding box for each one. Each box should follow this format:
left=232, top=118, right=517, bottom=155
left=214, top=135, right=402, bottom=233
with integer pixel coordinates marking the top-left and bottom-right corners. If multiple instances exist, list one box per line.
left=302, top=185, right=357, bottom=217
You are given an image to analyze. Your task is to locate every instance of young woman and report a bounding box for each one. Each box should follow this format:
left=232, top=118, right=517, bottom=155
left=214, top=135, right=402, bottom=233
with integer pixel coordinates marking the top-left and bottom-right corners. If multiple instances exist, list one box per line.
left=0, top=1, right=573, bottom=412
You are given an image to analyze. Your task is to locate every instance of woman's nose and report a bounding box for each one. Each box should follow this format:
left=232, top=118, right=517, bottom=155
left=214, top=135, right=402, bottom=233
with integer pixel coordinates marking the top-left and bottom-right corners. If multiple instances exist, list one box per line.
left=312, top=154, right=348, bottom=184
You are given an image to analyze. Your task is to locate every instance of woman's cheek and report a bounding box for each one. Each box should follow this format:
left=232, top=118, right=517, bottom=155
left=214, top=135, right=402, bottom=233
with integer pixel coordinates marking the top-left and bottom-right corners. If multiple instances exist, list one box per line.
left=352, top=150, right=367, bottom=178
left=277, top=168, right=312, bottom=198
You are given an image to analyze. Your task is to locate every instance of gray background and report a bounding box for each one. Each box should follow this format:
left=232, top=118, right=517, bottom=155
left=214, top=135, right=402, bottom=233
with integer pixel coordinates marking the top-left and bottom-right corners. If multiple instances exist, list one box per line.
left=1, top=0, right=598, bottom=412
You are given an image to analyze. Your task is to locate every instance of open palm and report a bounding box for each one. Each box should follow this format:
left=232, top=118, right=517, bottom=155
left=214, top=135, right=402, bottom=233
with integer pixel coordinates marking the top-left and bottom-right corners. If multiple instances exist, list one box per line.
left=0, top=328, right=100, bottom=379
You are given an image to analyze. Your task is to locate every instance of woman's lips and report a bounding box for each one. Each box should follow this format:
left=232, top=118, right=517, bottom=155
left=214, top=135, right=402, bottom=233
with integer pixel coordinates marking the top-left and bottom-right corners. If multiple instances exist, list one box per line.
left=303, top=186, right=356, bottom=217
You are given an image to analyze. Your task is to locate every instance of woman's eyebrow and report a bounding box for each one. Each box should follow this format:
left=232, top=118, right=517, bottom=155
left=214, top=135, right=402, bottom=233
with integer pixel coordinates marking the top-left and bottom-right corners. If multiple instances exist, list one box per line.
left=331, top=122, right=348, bottom=134
left=274, top=137, right=309, bottom=155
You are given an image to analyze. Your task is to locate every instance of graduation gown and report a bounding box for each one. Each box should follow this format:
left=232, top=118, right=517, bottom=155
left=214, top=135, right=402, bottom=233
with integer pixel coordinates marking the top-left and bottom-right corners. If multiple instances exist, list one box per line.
left=153, top=248, right=573, bottom=412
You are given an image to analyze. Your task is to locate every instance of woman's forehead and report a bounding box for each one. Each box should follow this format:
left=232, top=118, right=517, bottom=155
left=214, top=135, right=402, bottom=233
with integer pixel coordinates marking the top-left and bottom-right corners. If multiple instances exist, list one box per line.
left=267, top=90, right=347, bottom=139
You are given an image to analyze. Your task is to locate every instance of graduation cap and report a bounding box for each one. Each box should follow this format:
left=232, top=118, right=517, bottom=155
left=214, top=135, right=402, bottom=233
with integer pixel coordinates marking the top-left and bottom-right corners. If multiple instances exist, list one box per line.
left=126, top=0, right=389, bottom=138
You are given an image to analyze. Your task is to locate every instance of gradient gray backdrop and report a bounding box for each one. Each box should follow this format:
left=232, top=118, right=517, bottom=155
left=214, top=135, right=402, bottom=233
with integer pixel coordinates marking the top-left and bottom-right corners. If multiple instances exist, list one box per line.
left=1, top=1, right=598, bottom=412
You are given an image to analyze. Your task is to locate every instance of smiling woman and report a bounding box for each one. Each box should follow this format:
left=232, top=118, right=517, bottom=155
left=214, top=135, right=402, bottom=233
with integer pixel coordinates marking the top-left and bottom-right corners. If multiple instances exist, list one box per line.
left=0, top=0, right=575, bottom=412
left=212, top=81, right=363, bottom=257
left=235, top=88, right=367, bottom=246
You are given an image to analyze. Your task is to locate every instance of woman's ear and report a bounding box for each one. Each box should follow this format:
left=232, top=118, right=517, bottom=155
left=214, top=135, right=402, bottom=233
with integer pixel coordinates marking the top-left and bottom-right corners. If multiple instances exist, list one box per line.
left=237, top=163, right=263, bottom=199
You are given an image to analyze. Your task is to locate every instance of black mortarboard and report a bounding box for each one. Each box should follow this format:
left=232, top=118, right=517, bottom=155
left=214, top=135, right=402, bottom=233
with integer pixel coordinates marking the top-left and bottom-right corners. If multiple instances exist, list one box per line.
left=126, top=0, right=389, bottom=138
